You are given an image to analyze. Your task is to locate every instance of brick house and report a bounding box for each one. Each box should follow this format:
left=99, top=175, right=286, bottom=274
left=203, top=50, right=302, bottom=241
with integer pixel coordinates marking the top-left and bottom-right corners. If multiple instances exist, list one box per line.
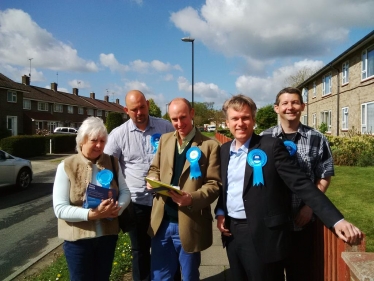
left=299, top=30, right=374, bottom=136
left=0, top=73, right=127, bottom=136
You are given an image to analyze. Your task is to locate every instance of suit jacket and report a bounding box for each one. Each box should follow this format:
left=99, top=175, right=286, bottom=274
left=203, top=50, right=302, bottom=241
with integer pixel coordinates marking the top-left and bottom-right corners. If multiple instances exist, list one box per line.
left=216, top=134, right=343, bottom=263
left=147, top=129, right=221, bottom=253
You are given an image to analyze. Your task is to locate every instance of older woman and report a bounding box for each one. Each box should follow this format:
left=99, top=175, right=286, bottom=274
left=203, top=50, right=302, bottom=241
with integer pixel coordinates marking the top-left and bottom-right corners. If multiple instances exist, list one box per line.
left=53, top=117, right=131, bottom=281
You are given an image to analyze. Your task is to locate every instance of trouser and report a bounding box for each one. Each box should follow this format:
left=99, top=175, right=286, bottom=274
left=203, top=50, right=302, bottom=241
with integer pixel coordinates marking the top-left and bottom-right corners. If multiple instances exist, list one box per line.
left=151, top=219, right=201, bottom=281
left=63, top=235, right=118, bottom=281
left=128, top=203, right=152, bottom=281
left=226, top=218, right=284, bottom=281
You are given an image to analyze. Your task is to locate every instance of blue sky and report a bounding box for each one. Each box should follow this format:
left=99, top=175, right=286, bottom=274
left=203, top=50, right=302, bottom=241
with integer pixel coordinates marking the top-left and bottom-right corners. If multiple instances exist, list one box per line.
left=1, top=0, right=373, bottom=114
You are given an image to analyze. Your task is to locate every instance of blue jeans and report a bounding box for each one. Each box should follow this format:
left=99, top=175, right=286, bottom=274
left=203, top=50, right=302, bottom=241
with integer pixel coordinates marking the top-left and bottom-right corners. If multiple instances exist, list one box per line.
left=128, top=203, right=152, bottom=281
left=63, top=235, right=118, bottom=281
left=151, top=219, right=201, bottom=281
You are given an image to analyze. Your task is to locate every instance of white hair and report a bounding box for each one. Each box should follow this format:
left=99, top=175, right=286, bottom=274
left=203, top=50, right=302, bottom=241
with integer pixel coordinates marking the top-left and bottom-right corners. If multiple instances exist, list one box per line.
left=76, top=117, right=108, bottom=151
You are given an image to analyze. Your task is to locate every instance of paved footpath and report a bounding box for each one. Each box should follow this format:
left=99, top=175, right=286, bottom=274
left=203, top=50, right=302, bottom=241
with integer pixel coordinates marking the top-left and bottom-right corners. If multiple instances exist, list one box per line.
left=19, top=154, right=231, bottom=280
left=200, top=201, right=231, bottom=280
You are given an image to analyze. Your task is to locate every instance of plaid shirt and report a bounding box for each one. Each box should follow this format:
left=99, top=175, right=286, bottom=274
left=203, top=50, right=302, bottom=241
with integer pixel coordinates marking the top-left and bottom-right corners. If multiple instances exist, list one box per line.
left=261, top=123, right=334, bottom=231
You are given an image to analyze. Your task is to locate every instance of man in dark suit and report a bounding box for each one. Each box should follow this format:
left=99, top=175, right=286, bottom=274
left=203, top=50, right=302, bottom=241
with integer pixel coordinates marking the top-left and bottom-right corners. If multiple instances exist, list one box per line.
left=215, top=94, right=361, bottom=281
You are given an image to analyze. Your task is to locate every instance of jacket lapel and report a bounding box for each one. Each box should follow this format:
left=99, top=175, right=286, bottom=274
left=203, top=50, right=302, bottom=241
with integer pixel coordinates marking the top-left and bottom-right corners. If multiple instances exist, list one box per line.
left=243, top=134, right=261, bottom=192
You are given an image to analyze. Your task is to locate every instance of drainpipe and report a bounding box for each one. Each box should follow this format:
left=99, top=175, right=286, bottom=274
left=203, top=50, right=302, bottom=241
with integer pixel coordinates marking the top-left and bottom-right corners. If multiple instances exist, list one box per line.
left=330, top=64, right=340, bottom=136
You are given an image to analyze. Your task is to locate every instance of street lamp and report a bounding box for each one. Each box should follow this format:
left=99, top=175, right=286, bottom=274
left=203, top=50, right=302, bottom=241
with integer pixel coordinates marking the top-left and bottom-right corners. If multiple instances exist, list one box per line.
left=181, top=37, right=195, bottom=108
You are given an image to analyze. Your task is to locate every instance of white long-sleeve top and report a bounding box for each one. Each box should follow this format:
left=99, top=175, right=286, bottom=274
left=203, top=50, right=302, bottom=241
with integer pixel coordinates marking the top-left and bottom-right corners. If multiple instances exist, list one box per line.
left=53, top=160, right=130, bottom=229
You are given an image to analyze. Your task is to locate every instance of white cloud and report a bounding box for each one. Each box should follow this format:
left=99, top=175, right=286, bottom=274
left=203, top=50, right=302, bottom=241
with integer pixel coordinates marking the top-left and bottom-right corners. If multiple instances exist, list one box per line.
left=171, top=0, right=374, bottom=62
left=177, top=76, right=228, bottom=106
left=100, top=53, right=130, bottom=73
left=163, top=74, right=174, bottom=81
left=0, top=9, right=98, bottom=72
left=236, top=59, right=324, bottom=108
left=124, top=80, right=151, bottom=94
left=100, top=54, right=182, bottom=74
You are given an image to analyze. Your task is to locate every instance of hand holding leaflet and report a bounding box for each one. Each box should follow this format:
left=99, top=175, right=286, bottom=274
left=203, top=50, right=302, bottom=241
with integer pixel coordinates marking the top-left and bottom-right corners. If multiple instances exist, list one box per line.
left=145, top=177, right=183, bottom=197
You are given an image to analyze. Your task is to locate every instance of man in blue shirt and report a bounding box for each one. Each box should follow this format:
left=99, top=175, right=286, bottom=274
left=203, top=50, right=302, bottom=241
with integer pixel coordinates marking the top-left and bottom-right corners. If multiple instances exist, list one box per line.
left=215, top=94, right=361, bottom=281
left=104, top=90, right=174, bottom=281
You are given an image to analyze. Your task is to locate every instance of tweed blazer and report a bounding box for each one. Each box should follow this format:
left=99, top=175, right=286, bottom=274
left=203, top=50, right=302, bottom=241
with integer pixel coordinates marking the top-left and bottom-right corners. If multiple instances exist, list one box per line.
left=147, top=129, right=221, bottom=253
left=216, top=134, right=343, bottom=263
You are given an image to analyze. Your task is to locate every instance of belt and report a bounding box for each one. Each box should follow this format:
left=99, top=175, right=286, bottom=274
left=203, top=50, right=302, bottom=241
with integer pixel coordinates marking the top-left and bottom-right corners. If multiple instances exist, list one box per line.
left=229, top=217, right=247, bottom=223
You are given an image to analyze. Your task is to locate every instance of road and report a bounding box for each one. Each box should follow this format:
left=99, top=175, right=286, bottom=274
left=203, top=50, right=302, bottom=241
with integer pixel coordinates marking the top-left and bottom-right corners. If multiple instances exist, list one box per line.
left=0, top=168, right=61, bottom=281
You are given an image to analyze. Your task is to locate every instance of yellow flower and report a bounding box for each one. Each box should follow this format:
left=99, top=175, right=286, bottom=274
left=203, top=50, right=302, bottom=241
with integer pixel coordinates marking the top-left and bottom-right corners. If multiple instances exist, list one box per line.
left=113, top=262, right=118, bottom=266
left=57, top=274, right=61, bottom=277
left=122, top=253, right=125, bottom=257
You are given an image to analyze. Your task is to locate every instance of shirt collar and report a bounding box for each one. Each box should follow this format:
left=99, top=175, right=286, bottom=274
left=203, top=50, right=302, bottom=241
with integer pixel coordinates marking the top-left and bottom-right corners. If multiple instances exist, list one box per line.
left=230, top=138, right=251, bottom=154
left=173, top=127, right=196, bottom=143
left=276, top=123, right=307, bottom=139
left=129, top=116, right=153, bottom=132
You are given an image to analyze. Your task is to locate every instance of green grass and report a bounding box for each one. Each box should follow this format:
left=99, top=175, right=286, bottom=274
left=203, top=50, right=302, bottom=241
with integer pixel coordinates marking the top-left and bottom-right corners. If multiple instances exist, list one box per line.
left=326, top=166, right=374, bottom=252
left=23, top=232, right=132, bottom=281
left=201, top=131, right=215, bottom=138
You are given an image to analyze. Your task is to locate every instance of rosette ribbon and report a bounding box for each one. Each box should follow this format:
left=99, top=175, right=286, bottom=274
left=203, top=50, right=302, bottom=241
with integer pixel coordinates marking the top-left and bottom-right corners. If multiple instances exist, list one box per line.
left=186, top=147, right=202, bottom=179
left=283, top=140, right=297, bottom=156
left=247, top=149, right=267, bottom=186
left=151, top=133, right=161, bottom=153
left=96, top=169, right=113, bottom=188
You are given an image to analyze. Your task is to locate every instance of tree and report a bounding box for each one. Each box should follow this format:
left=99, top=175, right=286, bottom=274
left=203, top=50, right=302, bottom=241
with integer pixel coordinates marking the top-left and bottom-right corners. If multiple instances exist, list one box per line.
left=106, top=112, right=123, bottom=134
left=255, top=105, right=277, bottom=132
left=284, top=66, right=320, bottom=87
left=149, top=99, right=162, bottom=118
left=162, top=113, right=170, bottom=122
left=193, top=102, right=215, bottom=126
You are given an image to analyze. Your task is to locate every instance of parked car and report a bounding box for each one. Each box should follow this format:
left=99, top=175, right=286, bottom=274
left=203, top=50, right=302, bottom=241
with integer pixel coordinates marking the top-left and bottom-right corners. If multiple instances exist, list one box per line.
left=206, top=125, right=216, bottom=132
left=0, top=150, right=33, bottom=189
left=53, top=127, right=78, bottom=134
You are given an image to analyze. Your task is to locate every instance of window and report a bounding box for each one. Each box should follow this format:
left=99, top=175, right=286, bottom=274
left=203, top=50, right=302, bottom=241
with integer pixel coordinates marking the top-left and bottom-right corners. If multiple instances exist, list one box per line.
left=321, top=110, right=332, bottom=132
left=67, top=106, right=74, bottom=114
left=105, top=111, right=108, bottom=117
left=47, top=122, right=57, bottom=133
left=78, top=107, right=84, bottom=114
left=23, top=99, right=31, bottom=110
left=312, top=113, right=317, bottom=129
left=342, top=107, right=349, bottom=130
left=54, top=104, right=63, bottom=112
left=87, top=108, right=94, bottom=116
left=97, top=110, right=102, bottom=117
left=362, top=46, right=374, bottom=80
left=302, top=88, right=308, bottom=103
left=38, top=102, right=48, bottom=111
left=301, top=115, right=308, bottom=125
left=342, top=61, right=349, bottom=84
left=313, top=81, right=316, bottom=98
left=7, top=90, right=17, bottom=103
left=36, top=122, right=43, bottom=130
left=361, top=102, right=374, bottom=134
left=322, top=74, right=332, bottom=96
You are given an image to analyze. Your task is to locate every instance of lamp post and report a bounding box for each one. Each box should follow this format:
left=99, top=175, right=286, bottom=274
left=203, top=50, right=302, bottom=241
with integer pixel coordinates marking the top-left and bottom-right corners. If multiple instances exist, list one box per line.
left=181, top=37, right=195, bottom=108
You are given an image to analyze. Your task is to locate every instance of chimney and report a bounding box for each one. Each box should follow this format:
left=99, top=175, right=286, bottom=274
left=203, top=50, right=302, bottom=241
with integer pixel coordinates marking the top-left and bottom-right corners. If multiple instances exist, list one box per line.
left=73, top=88, right=79, bottom=95
left=116, top=98, right=120, bottom=104
left=51, top=82, right=58, bottom=91
left=104, top=95, right=109, bottom=102
left=90, top=92, right=95, bottom=99
left=22, top=75, right=30, bottom=86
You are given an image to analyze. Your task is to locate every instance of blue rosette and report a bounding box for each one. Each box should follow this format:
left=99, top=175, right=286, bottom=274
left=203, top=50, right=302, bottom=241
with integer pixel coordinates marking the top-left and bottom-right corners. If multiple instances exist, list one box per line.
left=96, top=169, right=113, bottom=188
left=151, top=133, right=161, bottom=153
left=186, top=147, right=202, bottom=179
left=283, top=140, right=297, bottom=156
left=247, top=149, right=267, bottom=186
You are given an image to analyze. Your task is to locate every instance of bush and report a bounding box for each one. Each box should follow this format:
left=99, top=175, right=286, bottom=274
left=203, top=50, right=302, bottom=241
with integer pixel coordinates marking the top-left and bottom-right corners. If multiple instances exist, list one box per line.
left=0, top=135, right=46, bottom=157
left=106, top=112, right=123, bottom=134
left=47, top=135, right=76, bottom=153
left=327, top=134, right=374, bottom=167
left=318, top=122, right=328, bottom=134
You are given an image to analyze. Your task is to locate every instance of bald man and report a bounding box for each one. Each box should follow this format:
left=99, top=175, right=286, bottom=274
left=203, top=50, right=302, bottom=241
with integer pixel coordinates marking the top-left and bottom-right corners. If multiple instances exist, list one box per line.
left=105, top=90, right=174, bottom=281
